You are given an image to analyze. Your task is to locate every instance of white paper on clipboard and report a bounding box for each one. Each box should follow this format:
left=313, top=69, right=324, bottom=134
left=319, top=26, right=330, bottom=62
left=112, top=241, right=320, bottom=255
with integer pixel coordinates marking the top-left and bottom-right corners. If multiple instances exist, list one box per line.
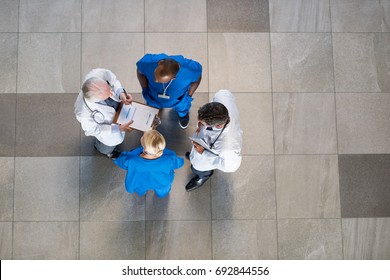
left=114, top=101, right=160, bottom=132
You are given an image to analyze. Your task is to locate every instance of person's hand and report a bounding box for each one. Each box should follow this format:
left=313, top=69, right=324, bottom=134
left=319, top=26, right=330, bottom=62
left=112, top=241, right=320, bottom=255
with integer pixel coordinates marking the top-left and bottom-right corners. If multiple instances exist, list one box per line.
left=192, top=141, right=205, bottom=154
left=119, top=120, right=134, bottom=132
left=120, top=92, right=132, bottom=105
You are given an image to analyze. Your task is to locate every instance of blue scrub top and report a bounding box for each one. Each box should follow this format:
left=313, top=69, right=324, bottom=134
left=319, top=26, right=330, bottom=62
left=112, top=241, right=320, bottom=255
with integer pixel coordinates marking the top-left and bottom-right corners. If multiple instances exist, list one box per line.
left=114, top=147, right=184, bottom=198
left=136, top=53, right=202, bottom=108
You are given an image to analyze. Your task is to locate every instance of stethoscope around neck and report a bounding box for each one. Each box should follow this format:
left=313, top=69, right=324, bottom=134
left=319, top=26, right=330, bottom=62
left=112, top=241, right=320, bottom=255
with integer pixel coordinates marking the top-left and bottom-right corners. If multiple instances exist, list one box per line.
left=83, top=97, right=105, bottom=124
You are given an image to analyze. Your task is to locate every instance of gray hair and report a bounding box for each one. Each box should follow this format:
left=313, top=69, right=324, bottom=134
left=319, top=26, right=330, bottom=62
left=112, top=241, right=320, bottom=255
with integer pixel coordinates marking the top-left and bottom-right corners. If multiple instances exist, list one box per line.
left=82, top=77, right=105, bottom=102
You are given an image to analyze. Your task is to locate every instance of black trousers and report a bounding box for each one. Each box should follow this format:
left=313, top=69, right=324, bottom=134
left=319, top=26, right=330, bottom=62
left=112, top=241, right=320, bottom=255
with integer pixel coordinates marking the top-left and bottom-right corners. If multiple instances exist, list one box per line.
left=191, top=165, right=213, bottom=179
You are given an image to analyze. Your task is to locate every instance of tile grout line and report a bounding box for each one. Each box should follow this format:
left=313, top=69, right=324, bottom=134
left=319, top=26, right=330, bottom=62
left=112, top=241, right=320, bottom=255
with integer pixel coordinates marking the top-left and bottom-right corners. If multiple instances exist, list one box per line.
left=268, top=14, right=280, bottom=259
left=78, top=0, right=83, bottom=261
left=328, top=0, right=345, bottom=260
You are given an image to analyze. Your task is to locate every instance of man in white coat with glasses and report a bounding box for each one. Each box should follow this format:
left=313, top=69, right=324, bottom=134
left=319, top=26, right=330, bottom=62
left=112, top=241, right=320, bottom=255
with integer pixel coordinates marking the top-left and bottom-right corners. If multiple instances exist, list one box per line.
left=74, top=68, right=133, bottom=159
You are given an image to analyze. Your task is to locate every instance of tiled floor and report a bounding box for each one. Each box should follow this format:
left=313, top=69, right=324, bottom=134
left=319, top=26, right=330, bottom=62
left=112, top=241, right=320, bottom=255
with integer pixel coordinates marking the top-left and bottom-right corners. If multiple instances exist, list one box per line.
left=0, top=0, right=390, bottom=260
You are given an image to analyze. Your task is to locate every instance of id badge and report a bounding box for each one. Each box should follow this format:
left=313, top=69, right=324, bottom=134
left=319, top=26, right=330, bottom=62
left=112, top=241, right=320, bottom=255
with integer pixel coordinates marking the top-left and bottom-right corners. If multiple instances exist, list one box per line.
left=157, top=93, right=170, bottom=99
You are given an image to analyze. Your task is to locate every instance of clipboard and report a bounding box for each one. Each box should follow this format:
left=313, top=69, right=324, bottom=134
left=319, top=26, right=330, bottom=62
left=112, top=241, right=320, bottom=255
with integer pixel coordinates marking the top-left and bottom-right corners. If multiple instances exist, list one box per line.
left=189, top=136, right=219, bottom=156
left=113, top=101, right=161, bottom=132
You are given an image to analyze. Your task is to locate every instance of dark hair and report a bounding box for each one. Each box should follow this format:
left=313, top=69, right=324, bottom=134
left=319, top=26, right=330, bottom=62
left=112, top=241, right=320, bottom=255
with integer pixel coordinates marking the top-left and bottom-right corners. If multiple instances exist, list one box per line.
left=158, top=58, right=180, bottom=77
left=198, top=102, right=229, bottom=126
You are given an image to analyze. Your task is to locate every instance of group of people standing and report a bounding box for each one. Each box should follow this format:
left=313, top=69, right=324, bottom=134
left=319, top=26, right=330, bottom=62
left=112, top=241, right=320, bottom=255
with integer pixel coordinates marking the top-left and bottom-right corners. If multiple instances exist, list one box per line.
left=74, top=53, right=243, bottom=196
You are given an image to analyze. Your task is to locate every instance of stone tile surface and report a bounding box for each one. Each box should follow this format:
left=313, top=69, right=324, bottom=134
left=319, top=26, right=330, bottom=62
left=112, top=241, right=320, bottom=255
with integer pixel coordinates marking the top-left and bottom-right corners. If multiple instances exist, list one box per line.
left=212, top=156, right=276, bottom=219
left=14, top=157, right=79, bottom=221
left=82, top=0, right=144, bottom=32
left=0, top=222, right=12, bottom=259
left=208, top=0, right=269, bottom=32
left=278, top=219, right=343, bottom=259
left=342, top=218, right=390, bottom=260
left=209, top=33, right=271, bottom=92
left=271, top=33, right=334, bottom=92
left=80, top=157, right=145, bottom=221
left=82, top=33, right=144, bottom=93
left=80, top=221, right=145, bottom=259
left=0, top=33, right=17, bottom=93
left=146, top=220, right=211, bottom=259
left=0, top=0, right=18, bottom=32
left=17, top=33, right=81, bottom=93
left=331, top=0, right=390, bottom=32
left=13, top=222, right=79, bottom=260
left=333, top=33, right=390, bottom=92
left=0, top=158, right=14, bottom=221
left=0, top=95, right=16, bottom=156
left=336, top=93, right=390, bottom=154
left=236, top=93, right=274, bottom=155
left=273, top=93, right=337, bottom=154
left=19, top=0, right=81, bottom=32
left=145, top=0, right=207, bottom=32
left=212, top=220, right=277, bottom=260
left=15, top=94, right=80, bottom=156
left=339, top=154, right=390, bottom=218
left=145, top=33, right=208, bottom=93
left=276, top=155, right=340, bottom=218
left=270, top=0, right=331, bottom=32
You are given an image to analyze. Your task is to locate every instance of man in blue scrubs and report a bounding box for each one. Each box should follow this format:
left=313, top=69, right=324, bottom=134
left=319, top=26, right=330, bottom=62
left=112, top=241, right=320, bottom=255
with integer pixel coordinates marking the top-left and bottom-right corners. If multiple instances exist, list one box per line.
left=136, top=53, right=202, bottom=128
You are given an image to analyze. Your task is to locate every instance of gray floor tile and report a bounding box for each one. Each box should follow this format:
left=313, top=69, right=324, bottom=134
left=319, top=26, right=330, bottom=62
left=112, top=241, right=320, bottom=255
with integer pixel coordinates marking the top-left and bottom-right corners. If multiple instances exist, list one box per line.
left=19, top=0, right=81, bottom=32
left=208, top=33, right=271, bottom=92
left=17, top=33, right=81, bottom=93
left=0, top=95, right=16, bottom=156
left=213, top=220, right=277, bottom=260
left=333, top=33, right=390, bottom=92
left=146, top=159, right=211, bottom=220
left=342, top=218, right=390, bottom=260
left=15, top=94, right=80, bottom=156
left=331, top=0, right=390, bottom=32
left=278, top=219, right=342, bottom=260
left=13, top=222, right=79, bottom=260
left=14, top=157, right=79, bottom=221
left=271, top=33, right=334, bottom=92
left=274, top=93, right=337, bottom=154
left=0, top=33, right=17, bottom=93
left=236, top=93, right=274, bottom=155
left=208, top=0, right=269, bottom=32
left=80, top=221, right=145, bottom=259
left=82, top=0, right=144, bottom=32
left=0, top=222, right=12, bottom=259
left=146, top=220, right=211, bottom=260
left=339, top=154, right=390, bottom=218
left=0, top=0, right=18, bottom=31
left=145, top=33, right=208, bottom=93
left=212, top=156, right=276, bottom=220
left=336, top=93, right=390, bottom=154
left=276, top=155, right=340, bottom=218
left=81, top=33, right=144, bottom=93
left=145, top=0, right=207, bottom=32
left=80, top=157, right=145, bottom=221
left=270, top=0, right=331, bottom=32
left=0, top=158, right=14, bottom=221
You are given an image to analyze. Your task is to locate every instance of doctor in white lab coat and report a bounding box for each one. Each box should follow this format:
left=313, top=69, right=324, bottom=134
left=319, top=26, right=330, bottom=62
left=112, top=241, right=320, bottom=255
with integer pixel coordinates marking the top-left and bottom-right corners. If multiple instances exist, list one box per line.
left=185, top=89, right=243, bottom=191
left=74, top=68, right=133, bottom=158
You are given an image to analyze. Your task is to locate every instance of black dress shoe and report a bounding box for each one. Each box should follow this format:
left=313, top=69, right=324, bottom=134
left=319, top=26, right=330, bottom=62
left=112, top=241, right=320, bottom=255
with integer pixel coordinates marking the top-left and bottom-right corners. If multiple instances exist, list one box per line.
left=107, top=149, right=121, bottom=159
left=185, top=175, right=210, bottom=192
left=185, top=152, right=190, bottom=160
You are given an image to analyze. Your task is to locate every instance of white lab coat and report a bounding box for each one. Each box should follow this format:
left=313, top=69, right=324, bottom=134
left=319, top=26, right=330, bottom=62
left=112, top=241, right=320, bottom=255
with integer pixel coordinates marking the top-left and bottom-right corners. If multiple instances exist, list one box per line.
left=190, top=89, right=243, bottom=172
left=74, top=68, right=125, bottom=146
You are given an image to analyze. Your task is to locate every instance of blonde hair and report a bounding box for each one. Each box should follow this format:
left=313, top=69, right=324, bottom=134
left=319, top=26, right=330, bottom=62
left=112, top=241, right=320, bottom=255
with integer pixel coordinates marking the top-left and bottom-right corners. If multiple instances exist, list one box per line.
left=141, top=130, right=166, bottom=157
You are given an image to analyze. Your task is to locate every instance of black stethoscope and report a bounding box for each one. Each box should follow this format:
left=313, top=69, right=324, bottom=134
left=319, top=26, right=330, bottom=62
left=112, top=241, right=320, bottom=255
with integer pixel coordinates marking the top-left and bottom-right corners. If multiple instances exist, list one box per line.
left=206, top=118, right=230, bottom=150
